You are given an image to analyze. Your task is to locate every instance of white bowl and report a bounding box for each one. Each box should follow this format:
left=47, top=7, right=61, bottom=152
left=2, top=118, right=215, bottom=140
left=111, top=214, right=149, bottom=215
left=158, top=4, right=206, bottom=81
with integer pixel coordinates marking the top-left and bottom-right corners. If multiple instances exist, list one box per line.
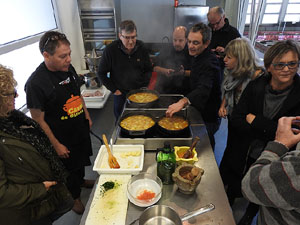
left=127, top=173, right=162, bottom=207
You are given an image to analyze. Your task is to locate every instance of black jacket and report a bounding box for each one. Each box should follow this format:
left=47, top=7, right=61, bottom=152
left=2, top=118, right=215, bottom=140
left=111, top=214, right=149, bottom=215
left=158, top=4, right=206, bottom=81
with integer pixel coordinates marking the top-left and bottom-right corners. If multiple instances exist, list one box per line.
left=98, top=39, right=153, bottom=94
left=221, top=73, right=300, bottom=181
left=209, top=18, right=241, bottom=50
left=186, top=48, right=221, bottom=122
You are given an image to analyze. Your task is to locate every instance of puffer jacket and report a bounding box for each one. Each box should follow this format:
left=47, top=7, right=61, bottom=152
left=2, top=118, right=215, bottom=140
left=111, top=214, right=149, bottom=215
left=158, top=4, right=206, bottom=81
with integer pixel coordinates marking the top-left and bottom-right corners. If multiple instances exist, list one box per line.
left=0, top=131, right=70, bottom=225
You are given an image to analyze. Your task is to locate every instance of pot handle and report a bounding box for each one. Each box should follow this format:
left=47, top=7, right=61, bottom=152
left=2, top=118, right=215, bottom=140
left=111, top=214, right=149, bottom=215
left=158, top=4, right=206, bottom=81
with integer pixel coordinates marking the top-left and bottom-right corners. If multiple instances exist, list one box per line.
left=180, top=203, right=215, bottom=221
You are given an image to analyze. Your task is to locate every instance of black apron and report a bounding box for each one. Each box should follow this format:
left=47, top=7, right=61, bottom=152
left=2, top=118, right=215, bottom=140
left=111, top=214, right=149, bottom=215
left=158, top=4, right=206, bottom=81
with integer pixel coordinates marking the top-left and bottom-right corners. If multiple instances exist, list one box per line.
left=44, top=68, right=92, bottom=171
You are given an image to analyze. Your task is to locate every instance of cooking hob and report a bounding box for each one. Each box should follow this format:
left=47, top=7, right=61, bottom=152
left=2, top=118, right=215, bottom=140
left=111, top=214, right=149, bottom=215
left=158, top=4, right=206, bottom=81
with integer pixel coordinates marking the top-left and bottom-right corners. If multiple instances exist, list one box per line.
left=113, top=104, right=193, bottom=150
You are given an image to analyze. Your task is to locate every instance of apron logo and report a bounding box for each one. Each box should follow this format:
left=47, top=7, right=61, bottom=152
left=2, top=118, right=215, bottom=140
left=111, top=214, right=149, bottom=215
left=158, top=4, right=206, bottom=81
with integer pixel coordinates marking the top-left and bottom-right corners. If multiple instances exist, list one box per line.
left=61, top=95, right=84, bottom=120
left=59, top=77, right=71, bottom=85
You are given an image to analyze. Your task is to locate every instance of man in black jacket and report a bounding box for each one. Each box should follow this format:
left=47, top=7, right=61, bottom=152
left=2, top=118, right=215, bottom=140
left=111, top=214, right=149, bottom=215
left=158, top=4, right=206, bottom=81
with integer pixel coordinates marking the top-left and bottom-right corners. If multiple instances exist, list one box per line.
left=166, top=23, right=221, bottom=149
left=207, top=6, right=241, bottom=78
left=98, top=20, right=153, bottom=120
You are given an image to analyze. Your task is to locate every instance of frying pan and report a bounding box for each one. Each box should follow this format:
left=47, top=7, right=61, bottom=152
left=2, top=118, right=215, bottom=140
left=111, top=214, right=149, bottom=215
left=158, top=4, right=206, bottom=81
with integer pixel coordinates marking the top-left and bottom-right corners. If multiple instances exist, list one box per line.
left=126, top=88, right=160, bottom=108
left=157, top=115, right=190, bottom=137
left=119, top=112, right=156, bottom=137
left=137, top=203, right=215, bottom=225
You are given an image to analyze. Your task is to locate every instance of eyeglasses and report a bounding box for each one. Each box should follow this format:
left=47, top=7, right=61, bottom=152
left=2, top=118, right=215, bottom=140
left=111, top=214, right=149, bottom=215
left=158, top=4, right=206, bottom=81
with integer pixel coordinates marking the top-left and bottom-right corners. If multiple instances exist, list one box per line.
left=3, top=89, right=17, bottom=98
left=42, top=33, right=66, bottom=52
left=272, top=61, right=299, bottom=70
left=121, top=34, right=137, bottom=40
left=209, top=17, right=223, bottom=27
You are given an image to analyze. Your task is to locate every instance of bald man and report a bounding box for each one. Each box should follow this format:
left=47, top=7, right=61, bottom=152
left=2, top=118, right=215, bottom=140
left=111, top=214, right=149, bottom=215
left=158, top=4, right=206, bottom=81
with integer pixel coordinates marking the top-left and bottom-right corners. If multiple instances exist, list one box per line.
left=207, top=6, right=241, bottom=55
left=207, top=6, right=241, bottom=79
left=153, top=26, right=191, bottom=94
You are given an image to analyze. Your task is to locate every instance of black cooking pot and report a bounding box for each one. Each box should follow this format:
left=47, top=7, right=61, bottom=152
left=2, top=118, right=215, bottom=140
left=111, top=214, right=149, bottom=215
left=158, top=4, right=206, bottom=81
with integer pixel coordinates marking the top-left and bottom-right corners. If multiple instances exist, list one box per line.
left=157, top=115, right=190, bottom=137
left=119, top=112, right=156, bottom=137
left=126, top=88, right=160, bottom=108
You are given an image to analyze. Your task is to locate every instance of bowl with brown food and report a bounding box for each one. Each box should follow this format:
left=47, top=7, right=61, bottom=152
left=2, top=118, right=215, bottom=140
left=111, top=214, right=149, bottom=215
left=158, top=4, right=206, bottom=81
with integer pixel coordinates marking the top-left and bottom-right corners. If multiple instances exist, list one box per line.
left=126, top=89, right=159, bottom=108
left=172, top=163, right=204, bottom=194
left=174, top=146, right=198, bottom=165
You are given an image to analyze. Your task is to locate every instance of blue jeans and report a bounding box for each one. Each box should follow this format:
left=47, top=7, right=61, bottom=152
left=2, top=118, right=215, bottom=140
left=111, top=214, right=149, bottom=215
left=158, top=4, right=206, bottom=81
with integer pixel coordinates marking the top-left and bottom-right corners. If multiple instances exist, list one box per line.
left=113, top=93, right=126, bottom=121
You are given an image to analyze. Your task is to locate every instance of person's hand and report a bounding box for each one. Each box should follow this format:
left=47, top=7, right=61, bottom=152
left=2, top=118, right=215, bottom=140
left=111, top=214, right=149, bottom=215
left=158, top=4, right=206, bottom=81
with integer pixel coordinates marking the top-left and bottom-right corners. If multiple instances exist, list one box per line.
left=275, top=116, right=300, bottom=149
left=166, top=98, right=187, bottom=117
left=43, top=181, right=57, bottom=191
left=246, top=113, right=256, bottom=124
left=54, top=142, right=70, bottom=158
left=164, top=68, right=175, bottom=76
left=218, top=106, right=227, bottom=118
left=215, top=46, right=225, bottom=53
left=114, top=90, right=122, bottom=95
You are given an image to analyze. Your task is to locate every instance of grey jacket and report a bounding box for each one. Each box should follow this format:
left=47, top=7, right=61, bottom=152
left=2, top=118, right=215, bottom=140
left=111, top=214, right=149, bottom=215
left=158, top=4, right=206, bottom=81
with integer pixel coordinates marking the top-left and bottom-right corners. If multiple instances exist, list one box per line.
left=242, top=141, right=300, bottom=225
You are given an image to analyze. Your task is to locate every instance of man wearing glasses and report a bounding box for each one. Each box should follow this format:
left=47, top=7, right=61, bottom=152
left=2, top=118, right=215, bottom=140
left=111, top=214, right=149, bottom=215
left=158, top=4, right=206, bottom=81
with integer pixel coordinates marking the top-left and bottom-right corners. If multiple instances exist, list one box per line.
left=98, top=20, right=153, bottom=120
left=207, top=6, right=241, bottom=78
left=25, top=31, right=94, bottom=215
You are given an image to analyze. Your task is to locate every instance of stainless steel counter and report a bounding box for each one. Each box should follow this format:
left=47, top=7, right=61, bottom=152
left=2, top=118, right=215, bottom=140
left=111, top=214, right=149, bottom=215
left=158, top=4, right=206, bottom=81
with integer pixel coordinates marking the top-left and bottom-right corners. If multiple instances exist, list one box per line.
left=80, top=107, right=235, bottom=225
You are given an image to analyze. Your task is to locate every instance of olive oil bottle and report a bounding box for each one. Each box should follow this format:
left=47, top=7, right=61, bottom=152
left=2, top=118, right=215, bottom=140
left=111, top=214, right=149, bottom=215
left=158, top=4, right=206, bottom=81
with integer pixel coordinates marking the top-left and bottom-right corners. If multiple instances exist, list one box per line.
left=156, top=142, right=176, bottom=184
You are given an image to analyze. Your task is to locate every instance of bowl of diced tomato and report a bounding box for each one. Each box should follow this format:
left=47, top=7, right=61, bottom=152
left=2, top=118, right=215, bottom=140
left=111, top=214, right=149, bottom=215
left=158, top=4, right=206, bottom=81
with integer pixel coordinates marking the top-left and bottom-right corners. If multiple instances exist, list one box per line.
left=127, top=172, right=162, bottom=207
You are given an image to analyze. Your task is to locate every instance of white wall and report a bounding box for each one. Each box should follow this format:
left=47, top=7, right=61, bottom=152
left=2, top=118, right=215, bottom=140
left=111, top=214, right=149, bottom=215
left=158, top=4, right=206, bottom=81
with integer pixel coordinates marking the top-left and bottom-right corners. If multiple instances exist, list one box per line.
left=54, top=0, right=86, bottom=73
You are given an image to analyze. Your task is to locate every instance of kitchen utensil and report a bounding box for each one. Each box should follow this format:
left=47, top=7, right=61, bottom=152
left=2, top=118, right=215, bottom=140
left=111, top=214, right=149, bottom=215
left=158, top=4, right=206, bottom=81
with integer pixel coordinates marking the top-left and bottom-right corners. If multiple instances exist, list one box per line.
left=126, top=88, right=160, bottom=108
left=119, top=112, right=156, bottom=137
left=127, top=173, right=162, bottom=207
left=157, top=115, right=190, bottom=137
left=136, top=203, right=215, bottom=225
left=174, top=146, right=198, bottom=165
left=85, top=174, right=130, bottom=225
left=172, top=163, right=204, bottom=194
left=102, top=134, right=120, bottom=169
left=183, top=136, right=200, bottom=159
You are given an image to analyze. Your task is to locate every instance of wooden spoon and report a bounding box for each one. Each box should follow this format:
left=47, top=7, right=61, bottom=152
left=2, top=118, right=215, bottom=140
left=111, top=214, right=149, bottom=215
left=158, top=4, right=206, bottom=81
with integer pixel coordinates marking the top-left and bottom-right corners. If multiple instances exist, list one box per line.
left=102, top=134, right=120, bottom=169
left=183, top=136, right=200, bottom=159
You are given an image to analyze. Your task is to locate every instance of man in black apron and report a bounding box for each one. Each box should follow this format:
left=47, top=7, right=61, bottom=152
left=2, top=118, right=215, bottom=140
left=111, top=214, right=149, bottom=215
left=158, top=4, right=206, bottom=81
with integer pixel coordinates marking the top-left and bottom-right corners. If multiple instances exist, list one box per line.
left=25, top=31, right=94, bottom=215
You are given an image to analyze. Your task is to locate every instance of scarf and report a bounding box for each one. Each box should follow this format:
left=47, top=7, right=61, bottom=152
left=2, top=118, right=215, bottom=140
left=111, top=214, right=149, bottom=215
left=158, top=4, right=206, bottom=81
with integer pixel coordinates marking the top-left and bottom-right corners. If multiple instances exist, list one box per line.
left=0, top=110, right=68, bottom=182
left=223, top=69, right=252, bottom=116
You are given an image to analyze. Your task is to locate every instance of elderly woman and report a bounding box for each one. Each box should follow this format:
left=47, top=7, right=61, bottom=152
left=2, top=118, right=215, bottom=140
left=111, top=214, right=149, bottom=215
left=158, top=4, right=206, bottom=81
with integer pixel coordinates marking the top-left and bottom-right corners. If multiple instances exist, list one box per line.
left=221, top=40, right=300, bottom=225
left=0, top=65, right=73, bottom=225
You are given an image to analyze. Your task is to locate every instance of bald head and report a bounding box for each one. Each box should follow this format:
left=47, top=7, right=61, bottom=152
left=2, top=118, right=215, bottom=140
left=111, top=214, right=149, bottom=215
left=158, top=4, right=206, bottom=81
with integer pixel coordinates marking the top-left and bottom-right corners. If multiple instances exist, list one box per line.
left=173, top=26, right=187, bottom=51
left=207, top=6, right=226, bottom=31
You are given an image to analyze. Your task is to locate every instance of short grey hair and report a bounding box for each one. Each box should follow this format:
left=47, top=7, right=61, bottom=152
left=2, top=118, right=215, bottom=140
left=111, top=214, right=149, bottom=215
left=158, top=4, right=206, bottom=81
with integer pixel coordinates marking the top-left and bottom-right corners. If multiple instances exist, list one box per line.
left=208, top=6, right=225, bottom=17
left=118, top=20, right=137, bottom=34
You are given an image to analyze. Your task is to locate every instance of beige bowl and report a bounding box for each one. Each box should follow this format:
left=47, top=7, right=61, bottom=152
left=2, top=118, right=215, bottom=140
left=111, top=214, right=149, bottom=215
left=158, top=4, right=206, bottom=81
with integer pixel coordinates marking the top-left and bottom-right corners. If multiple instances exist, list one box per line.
left=172, top=163, right=204, bottom=194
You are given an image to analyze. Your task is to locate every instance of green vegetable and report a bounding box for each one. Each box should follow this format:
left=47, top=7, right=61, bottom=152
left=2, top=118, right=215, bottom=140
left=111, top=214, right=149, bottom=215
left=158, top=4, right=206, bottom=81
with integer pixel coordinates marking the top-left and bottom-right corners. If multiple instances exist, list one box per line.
left=102, top=181, right=115, bottom=191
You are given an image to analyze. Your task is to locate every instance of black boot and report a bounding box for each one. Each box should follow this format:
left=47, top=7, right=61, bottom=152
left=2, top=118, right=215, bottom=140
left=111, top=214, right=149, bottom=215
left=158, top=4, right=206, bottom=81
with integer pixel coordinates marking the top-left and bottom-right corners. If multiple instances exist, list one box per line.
left=238, top=203, right=259, bottom=225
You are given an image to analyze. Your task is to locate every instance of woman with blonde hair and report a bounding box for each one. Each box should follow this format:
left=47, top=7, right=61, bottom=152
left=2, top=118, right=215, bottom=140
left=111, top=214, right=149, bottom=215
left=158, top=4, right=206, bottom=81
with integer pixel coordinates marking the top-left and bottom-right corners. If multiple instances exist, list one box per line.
left=0, top=65, right=73, bottom=225
left=218, top=37, right=263, bottom=118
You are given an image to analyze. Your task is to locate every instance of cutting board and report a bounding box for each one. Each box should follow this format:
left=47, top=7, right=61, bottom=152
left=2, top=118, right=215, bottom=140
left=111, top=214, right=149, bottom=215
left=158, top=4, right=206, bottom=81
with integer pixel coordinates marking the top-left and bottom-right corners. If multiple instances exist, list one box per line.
left=85, top=174, right=131, bottom=225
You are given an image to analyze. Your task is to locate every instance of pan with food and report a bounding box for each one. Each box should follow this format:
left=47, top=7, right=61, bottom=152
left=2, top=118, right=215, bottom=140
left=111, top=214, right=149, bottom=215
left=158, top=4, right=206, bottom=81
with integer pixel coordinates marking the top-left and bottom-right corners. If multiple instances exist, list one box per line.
left=119, top=112, right=156, bottom=136
left=126, top=89, right=160, bottom=108
left=157, top=115, right=189, bottom=136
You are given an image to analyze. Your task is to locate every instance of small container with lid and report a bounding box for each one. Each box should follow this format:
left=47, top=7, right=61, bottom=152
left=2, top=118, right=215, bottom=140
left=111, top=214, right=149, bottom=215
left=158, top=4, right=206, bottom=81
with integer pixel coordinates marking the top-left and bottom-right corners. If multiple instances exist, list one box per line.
left=156, top=141, right=176, bottom=184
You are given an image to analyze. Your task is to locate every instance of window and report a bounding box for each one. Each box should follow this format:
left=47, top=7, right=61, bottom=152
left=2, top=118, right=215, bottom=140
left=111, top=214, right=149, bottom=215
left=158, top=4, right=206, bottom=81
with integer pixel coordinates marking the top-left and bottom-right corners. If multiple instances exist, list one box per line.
left=246, top=0, right=300, bottom=24
left=284, top=0, right=300, bottom=22
left=0, top=0, right=58, bottom=110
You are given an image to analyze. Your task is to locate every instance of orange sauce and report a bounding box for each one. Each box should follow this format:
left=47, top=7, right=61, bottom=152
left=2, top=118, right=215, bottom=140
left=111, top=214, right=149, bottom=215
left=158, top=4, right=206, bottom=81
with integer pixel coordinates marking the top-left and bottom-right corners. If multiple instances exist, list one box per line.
left=177, top=151, right=194, bottom=159
left=137, top=190, right=156, bottom=201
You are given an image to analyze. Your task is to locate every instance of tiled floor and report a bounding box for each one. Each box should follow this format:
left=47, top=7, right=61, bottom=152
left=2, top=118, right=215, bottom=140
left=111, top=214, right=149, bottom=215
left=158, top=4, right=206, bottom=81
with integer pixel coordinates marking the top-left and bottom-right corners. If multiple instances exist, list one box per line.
left=54, top=95, right=257, bottom=225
